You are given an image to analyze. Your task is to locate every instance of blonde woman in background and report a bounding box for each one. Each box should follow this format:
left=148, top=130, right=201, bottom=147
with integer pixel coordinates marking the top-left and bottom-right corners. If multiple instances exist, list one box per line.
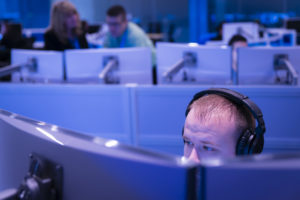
left=44, top=1, right=88, bottom=50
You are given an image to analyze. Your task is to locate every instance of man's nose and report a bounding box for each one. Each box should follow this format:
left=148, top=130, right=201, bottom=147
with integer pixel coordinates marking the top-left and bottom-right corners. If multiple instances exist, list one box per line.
left=188, top=147, right=200, bottom=163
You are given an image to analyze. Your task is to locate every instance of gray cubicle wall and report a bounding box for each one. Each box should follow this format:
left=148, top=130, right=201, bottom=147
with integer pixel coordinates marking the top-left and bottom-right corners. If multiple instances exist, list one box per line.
left=131, top=85, right=300, bottom=154
left=129, top=85, right=195, bottom=154
left=0, top=84, right=299, bottom=155
left=0, top=84, right=133, bottom=144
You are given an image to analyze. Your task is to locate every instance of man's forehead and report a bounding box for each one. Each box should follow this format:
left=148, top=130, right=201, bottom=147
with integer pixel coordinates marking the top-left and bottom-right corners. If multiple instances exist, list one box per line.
left=184, top=122, right=217, bottom=136
left=107, top=15, right=124, bottom=21
left=185, top=108, right=237, bottom=138
left=183, top=127, right=217, bottom=144
left=192, top=102, right=235, bottom=118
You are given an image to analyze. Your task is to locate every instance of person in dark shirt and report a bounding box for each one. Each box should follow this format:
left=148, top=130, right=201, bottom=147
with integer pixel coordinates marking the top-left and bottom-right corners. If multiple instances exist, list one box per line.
left=210, top=22, right=224, bottom=41
left=44, top=1, right=88, bottom=51
left=228, top=34, right=248, bottom=83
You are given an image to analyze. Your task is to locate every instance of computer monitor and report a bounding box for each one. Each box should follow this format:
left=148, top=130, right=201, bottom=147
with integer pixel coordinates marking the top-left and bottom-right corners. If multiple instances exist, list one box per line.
left=237, top=46, right=300, bottom=85
left=263, top=28, right=297, bottom=47
left=65, top=48, right=152, bottom=84
left=0, top=109, right=197, bottom=199
left=156, top=42, right=231, bottom=84
left=200, top=153, right=300, bottom=200
left=11, top=49, right=64, bottom=83
left=222, top=22, right=260, bottom=44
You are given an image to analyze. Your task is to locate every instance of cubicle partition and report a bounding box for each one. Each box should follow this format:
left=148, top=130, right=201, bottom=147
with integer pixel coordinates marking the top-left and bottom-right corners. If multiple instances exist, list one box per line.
left=2, top=107, right=300, bottom=199
left=129, top=85, right=194, bottom=154
left=0, top=84, right=299, bottom=155
left=0, top=84, right=133, bottom=144
left=131, top=85, right=300, bottom=154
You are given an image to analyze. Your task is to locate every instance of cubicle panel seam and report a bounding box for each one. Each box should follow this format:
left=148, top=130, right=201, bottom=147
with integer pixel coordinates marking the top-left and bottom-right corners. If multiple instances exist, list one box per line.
left=128, top=86, right=140, bottom=147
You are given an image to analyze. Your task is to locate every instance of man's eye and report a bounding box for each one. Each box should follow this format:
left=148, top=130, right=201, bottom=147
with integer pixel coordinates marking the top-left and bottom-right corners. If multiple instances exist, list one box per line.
left=184, top=140, right=193, bottom=146
left=203, top=146, right=215, bottom=152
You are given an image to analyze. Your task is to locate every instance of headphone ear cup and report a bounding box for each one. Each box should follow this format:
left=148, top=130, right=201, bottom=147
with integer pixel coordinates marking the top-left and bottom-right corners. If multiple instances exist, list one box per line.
left=236, top=129, right=253, bottom=155
left=251, top=134, right=264, bottom=154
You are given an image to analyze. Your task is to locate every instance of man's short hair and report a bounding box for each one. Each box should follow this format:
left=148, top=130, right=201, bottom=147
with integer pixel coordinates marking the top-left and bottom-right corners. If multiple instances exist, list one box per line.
left=228, top=34, right=247, bottom=46
left=106, top=5, right=126, bottom=19
left=188, top=94, right=255, bottom=139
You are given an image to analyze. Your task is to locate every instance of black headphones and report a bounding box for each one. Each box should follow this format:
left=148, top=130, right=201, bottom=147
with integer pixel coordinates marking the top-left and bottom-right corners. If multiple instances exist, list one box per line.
left=184, top=88, right=266, bottom=155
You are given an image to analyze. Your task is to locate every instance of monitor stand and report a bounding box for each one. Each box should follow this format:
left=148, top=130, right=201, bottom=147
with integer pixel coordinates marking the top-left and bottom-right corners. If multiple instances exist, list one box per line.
left=0, top=153, right=63, bottom=200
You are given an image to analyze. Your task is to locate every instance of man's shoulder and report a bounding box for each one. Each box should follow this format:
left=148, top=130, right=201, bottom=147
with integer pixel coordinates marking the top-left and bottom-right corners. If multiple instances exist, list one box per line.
left=127, top=22, right=147, bottom=37
left=126, top=22, right=154, bottom=49
left=127, top=22, right=152, bottom=45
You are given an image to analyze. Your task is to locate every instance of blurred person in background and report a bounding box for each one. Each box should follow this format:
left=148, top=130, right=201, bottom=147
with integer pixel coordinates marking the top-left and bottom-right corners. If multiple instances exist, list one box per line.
left=104, top=6, right=156, bottom=61
left=103, top=5, right=154, bottom=50
left=210, top=21, right=224, bottom=41
left=0, top=22, right=34, bottom=81
left=228, top=34, right=248, bottom=84
left=103, top=5, right=156, bottom=83
left=44, top=1, right=88, bottom=51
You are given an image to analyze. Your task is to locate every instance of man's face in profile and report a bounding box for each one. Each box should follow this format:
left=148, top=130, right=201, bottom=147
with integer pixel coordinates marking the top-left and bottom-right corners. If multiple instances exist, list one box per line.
left=183, top=108, right=238, bottom=163
left=106, top=15, right=127, bottom=37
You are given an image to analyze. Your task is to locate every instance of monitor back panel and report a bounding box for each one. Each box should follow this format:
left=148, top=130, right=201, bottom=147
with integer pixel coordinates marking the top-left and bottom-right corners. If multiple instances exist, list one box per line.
left=201, top=155, right=300, bottom=200
left=0, top=110, right=196, bottom=200
left=157, top=42, right=231, bottom=85
left=238, top=47, right=300, bottom=85
left=223, top=22, right=259, bottom=44
left=65, top=48, right=152, bottom=84
left=11, top=49, right=64, bottom=82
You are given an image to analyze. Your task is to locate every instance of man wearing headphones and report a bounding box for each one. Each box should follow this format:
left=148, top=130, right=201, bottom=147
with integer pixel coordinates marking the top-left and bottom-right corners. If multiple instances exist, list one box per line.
left=183, top=88, right=265, bottom=162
